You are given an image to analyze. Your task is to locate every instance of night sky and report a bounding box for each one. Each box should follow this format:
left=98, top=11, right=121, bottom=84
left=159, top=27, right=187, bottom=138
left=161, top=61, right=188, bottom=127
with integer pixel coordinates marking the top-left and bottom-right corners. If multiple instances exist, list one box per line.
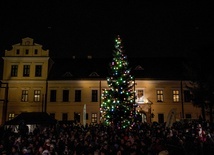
left=0, top=1, right=213, bottom=59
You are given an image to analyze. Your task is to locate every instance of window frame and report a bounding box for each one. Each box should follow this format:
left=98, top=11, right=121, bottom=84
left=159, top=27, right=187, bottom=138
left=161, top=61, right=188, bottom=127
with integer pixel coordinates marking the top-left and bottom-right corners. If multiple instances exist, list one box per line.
left=34, top=90, right=41, bottom=102
left=11, top=65, right=18, bottom=77
left=25, top=49, right=29, bottom=55
left=75, top=90, right=81, bottom=102
left=135, top=89, right=145, bottom=103
left=62, top=113, right=68, bottom=121
left=63, top=90, right=69, bottom=102
left=91, top=89, right=98, bottom=102
left=16, top=49, right=20, bottom=55
left=156, top=89, right=164, bottom=102
left=172, top=90, right=180, bottom=102
left=91, top=113, right=97, bottom=123
left=50, top=90, right=57, bottom=102
left=34, top=49, right=38, bottom=55
left=8, top=113, right=15, bottom=120
left=21, top=90, right=28, bottom=102
left=184, top=90, right=192, bottom=102
left=23, top=65, right=30, bottom=77
left=35, top=65, right=42, bottom=77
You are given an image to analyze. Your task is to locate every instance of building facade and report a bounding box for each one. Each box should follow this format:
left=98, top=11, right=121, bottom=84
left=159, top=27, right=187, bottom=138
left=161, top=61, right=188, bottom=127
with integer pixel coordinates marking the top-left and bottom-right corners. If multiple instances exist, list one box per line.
left=0, top=38, right=201, bottom=125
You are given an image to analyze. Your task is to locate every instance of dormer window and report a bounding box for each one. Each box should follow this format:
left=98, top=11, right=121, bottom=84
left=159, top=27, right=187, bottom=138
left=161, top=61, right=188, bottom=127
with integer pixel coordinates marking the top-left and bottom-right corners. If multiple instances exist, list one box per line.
left=16, top=49, right=20, bottom=55
left=25, top=41, right=30, bottom=45
left=34, top=49, right=38, bottom=55
left=25, top=49, right=29, bottom=55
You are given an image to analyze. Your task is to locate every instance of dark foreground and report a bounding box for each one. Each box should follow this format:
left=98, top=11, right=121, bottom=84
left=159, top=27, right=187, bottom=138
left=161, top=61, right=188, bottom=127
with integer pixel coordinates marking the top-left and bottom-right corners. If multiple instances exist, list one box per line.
left=0, top=120, right=214, bottom=155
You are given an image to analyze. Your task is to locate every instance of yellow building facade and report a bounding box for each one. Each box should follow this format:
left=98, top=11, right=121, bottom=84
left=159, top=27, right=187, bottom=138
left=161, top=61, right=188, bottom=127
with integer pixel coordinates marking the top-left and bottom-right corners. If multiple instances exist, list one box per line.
left=0, top=38, right=201, bottom=125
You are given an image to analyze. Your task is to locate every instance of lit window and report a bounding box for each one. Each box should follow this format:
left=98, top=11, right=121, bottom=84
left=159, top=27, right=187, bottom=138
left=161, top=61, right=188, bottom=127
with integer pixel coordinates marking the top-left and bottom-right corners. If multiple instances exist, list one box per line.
left=11, top=65, right=18, bottom=77
left=8, top=113, right=15, bottom=120
left=157, top=90, right=164, bottom=102
left=173, top=90, right=179, bottom=102
left=135, top=90, right=144, bottom=103
left=91, top=113, right=97, bottom=123
left=21, top=90, right=28, bottom=102
left=34, top=90, right=41, bottom=102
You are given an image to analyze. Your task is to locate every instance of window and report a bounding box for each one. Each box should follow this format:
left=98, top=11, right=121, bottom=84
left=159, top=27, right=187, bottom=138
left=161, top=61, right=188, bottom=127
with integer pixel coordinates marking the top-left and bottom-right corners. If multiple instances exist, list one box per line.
left=173, top=90, right=179, bottom=102
left=34, top=49, right=38, bottom=54
left=8, top=113, right=15, bottom=120
left=34, top=90, right=41, bottom=102
left=11, top=65, right=18, bottom=77
left=75, top=90, right=81, bottom=102
left=74, top=112, right=80, bottom=123
left=184, top=90, right=192, bottom=102
left=157, top=90, right=164, bottom=102
left=158, top=113, right=164, bottom=124
left=23, top=65, right=30, bottom=77
left=91, top=113, right=97, bottom=123
left=63, top=90, right=69, bottom=102
left=35, top=65, right=42, bottom=77
left=16, top=49, right=20, bottom=55
left=25, top=49, right=29, bottom=55
left=91, top=90, right=98, bottom=102
left=50, top=90, right=57, bottom=102
left=21, top=90, right=28, bottom=102
left=62, top=113, right=68, bottom=121
left=135, top=90, right=144, bottom=103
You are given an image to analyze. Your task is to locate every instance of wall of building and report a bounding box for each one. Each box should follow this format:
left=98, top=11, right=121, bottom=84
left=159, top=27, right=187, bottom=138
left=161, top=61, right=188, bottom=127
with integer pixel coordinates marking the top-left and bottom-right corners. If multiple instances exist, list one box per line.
left=0, top=38, right=201, bottom=125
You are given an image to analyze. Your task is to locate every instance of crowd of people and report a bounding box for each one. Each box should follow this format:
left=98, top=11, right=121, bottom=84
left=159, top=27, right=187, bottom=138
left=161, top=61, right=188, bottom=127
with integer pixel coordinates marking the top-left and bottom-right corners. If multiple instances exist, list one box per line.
left=0, top=119, right=214, bottom=155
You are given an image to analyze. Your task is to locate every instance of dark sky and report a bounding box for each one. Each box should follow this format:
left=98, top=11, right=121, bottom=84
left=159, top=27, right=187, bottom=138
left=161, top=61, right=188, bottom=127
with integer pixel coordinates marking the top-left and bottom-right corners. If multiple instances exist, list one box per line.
left=0, top=1, right=213, bottom=59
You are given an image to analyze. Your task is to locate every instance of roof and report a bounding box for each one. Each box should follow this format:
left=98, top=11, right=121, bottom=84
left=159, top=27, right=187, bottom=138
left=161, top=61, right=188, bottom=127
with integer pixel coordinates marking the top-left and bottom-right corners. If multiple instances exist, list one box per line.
left=48, top=57, right=188, bottom=80
left=0, top=56, right=192, bottom=81
left=4, top=112, right=57, bottom=125
left=48, top=57, right=110, bottom=80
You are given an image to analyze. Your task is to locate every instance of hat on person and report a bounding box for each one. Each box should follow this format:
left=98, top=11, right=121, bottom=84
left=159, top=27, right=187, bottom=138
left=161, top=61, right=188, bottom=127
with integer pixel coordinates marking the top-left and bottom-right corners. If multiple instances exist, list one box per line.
left=42, top=150, right=50, bottom=155
left=158, top=150, right=169, bottom=155
left=22, top=148, right=28, bottom=153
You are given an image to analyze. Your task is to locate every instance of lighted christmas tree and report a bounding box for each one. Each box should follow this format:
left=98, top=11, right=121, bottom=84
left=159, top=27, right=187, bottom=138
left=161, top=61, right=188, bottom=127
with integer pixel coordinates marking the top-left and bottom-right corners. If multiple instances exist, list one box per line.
left=100, top=35, right=135, bottom=129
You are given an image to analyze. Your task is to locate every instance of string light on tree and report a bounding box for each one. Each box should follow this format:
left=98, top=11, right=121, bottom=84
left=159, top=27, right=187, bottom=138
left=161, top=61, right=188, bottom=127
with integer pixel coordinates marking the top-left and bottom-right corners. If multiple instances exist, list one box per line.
left=100, top=35, right=135, bottom=129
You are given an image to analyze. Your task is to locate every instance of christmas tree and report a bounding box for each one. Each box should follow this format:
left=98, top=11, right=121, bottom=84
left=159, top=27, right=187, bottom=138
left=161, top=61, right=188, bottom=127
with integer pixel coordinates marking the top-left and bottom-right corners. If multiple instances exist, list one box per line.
left=100, top=35, right=135, bottom=129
